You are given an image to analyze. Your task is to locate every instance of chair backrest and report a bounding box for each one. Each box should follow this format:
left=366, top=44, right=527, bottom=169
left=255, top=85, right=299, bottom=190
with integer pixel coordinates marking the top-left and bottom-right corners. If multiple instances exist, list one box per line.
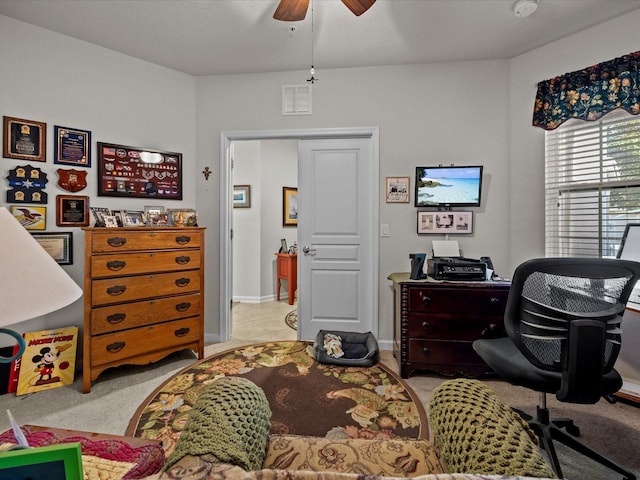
left=504, top=257, right=640, bottom=403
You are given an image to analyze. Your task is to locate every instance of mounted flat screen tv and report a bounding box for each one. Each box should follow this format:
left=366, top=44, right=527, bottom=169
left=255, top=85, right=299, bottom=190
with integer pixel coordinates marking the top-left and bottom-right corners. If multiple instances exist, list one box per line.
left=415, top=165, right=483, bottom=207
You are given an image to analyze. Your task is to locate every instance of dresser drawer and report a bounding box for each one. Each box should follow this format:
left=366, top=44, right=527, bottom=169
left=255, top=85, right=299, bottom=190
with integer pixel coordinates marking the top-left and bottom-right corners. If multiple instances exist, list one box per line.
left=408, top=287, right=508, bottom=315
left=91, top=250, right=201, bottom=278
left=407, top=338, right=484, bottom=367
left=92, top=270, right=200, bottom=306
left=408, top=313, right=505, bottom=340
left=90, top=317, right=201, bottom=367
left=91, top=293, right=201, bottom=335
left=90, top=230, right=201, bottom=253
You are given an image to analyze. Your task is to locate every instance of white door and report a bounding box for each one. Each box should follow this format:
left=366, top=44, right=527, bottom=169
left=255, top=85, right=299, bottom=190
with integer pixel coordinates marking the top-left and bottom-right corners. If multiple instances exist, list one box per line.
left=297, top=138, right=377, bottom=341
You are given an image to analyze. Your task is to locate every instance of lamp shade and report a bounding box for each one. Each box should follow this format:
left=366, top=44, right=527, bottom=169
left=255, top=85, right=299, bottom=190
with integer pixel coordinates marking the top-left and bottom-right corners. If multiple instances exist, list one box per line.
left=0, top=207, right=82, bottom=361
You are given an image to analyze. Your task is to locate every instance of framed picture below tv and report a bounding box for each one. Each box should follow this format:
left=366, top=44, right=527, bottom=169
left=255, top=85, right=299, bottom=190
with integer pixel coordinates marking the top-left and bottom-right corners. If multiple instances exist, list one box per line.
left=415, top=165, right=483, bottom=207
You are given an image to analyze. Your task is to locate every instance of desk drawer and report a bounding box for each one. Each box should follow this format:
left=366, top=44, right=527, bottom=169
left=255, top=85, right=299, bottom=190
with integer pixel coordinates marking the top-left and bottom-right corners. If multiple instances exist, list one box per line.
left=91, top=250, right=201, bottom=278
left=90, top=316, right=201, bottom=367
left=408, top=339, right=484, bottom=367
left=408, top=314, right=504, bottom=340
left=91, top=230, right=201, bottom=253
left=408, top=287, right=508, bottom=315
left=92, top=270, right=200, bottom=306
left=91, top=293, right=201, bottom=334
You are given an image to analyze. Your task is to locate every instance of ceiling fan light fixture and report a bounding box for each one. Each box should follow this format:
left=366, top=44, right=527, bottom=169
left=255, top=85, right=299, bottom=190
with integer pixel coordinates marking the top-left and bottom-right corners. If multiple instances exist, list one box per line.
left=513, top=0, right=538, bottom=18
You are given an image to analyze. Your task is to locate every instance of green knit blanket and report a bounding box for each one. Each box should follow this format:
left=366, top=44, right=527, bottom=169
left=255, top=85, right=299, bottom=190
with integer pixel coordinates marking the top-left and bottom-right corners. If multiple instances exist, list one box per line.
left=429, top=379, right=556, bottom=478
left=162, top=376, right=272, bottom=472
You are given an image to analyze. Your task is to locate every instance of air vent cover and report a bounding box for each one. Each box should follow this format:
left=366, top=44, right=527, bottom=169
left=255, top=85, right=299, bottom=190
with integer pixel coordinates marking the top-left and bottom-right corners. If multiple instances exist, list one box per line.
left=282, top=85, right=312, bottom=115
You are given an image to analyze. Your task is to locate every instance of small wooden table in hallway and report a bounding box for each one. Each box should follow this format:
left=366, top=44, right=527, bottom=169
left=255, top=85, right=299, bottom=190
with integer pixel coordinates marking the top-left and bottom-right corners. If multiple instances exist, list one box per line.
left=275, top=252, right=297, bottom=305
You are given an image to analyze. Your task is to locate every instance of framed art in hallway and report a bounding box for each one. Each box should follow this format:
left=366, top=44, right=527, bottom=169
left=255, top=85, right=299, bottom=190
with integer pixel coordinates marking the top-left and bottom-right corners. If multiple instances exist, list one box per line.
left=233, top=185, right=251, bottom=208
left=283, top=186, right=298, bottom=226
left=417, top=211, right=473, bottom=234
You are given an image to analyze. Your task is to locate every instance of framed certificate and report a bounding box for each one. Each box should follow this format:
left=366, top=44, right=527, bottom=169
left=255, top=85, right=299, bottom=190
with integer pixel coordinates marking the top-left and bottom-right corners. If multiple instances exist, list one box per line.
left=3, top=116, right=46, bottom=161
left=31, top=232, right=74, bottom=265
left=54, top=125, right=91, bottom=167
left=56, top=194, right=90, bottom=227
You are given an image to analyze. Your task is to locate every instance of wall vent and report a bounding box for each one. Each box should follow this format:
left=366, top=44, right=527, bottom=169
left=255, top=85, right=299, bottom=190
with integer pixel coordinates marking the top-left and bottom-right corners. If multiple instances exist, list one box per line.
left=282, top=85, right=312, bottom=115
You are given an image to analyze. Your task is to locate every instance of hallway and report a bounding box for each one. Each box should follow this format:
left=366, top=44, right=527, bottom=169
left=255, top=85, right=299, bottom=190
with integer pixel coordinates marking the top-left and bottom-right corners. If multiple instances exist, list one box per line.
left=231, top=300, right=297, bottom=343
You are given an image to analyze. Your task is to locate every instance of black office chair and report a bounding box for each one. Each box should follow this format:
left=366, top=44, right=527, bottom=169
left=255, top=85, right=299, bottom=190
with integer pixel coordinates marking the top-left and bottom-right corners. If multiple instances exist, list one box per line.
left=473, top=257, right=640, bottom=480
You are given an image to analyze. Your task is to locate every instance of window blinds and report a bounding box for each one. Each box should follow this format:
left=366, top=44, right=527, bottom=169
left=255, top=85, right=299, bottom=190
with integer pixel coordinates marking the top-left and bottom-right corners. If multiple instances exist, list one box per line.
left=545, top=110, right=640, bottom=259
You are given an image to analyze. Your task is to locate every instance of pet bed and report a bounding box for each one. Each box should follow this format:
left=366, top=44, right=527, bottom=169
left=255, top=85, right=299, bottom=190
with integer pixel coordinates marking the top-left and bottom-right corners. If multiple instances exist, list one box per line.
left=313, top=330, right=379, bottom=367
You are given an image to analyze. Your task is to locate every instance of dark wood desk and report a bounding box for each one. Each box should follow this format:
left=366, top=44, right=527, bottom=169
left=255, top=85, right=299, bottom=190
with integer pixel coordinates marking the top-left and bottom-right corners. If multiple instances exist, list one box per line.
left=276, top=253, right=297, bottom=305
left=389, top=272, right=510, bottom=378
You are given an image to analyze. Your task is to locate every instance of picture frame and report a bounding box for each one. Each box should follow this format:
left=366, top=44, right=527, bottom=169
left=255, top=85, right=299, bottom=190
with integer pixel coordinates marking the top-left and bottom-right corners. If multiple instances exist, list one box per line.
left=417, top=211, right=473, bottom=234
left=54, top=125, right=91, bottom=167
left=386, top=177, right=410, bottom=203
left=167, top=208, right=198, bottom=227
left=233, top=185, right=251, bottom=208
left=145, top=205, right=169, bottom=226
left=10, top=205, right=47, bottom=230
left=97, top=142, right=183, bottom=200
left=280, top=238, right=288, bottom=253
left=123, top=210, right=146, bottom=227
left=3, top=115, right=46, bottom=162
left=90, top=207, right=111, bottom=227
left=0, top=442, right=83, bottom=480
left=103, top=215, right=119, bottom=228
left=283, top=186, right=298, bottom=226
left=31, top=231, right=74, bottom=265
left=56, top=195, right=89, bottom=227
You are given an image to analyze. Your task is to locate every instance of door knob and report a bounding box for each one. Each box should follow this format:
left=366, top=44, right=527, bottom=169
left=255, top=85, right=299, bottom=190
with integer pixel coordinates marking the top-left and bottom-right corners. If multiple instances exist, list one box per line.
left=302, top=246, right=316, bottom=254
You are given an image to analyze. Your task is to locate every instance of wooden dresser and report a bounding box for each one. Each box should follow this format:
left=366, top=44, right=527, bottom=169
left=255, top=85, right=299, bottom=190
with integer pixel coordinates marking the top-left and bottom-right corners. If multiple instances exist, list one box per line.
left=82, top=227, right=205, bottom=393
left=389, top=272, right=510, bottom=379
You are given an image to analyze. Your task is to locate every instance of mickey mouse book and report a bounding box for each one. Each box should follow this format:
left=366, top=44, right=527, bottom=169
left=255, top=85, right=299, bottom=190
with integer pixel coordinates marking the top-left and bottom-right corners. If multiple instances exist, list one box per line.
left=16, top=326, right=78, bottom=396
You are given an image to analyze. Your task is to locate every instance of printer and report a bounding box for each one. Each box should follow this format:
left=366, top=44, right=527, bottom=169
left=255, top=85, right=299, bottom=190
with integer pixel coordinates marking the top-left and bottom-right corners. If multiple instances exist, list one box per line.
left=426, top=240, right=489, bottom=281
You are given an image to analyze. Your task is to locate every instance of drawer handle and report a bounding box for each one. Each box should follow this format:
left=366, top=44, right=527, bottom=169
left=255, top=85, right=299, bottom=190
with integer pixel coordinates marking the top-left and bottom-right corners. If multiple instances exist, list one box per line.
left=481, top=323, right=499, bottom=336
left=175, top=278, right=191, bottom=287
left=175, top=327, right=190, bottom=337
left=175, top=256, right=191, bottom=265
left=175, top=235, right=191, bottom=245
left=106, top=341, right=125, bottom=353
left=419, top=292, right=431, bottom=306
left=422, top=347, right=430, bottom=356
left=489, top=297, right=501, bottom=305
left=107, top=237, right=127, bottom=247
left=421, top=321, right=430, bottom=330
left=106, top=313, right=126, bottom=324
left=106, top=285, right=126, bottom=296
left=106, top=260, right=126, bottom=271
left=176, top=302, right=192, bottom=312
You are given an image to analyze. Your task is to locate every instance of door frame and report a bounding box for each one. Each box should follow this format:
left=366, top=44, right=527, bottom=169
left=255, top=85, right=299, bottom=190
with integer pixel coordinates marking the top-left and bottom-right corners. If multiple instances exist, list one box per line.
left=219, top=127, right=380, bottom=342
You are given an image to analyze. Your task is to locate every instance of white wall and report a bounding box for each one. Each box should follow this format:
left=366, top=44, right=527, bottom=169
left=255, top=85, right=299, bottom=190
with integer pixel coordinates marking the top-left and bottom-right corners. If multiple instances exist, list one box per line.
left=195, top=61, right=511, bottom=343
left=232, top=140, right=297, bottom=302
left=0, top=16, right=196, bottom=345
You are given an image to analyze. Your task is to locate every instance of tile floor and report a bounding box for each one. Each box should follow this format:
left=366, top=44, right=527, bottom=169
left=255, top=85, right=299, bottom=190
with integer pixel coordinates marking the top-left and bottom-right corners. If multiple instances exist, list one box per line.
left=231, top=299, right=298, bottom=343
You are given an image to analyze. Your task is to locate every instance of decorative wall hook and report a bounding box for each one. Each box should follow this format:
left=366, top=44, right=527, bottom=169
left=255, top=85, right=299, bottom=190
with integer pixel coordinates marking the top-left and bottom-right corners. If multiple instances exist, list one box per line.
left=202, top=166, right=211, bottom=180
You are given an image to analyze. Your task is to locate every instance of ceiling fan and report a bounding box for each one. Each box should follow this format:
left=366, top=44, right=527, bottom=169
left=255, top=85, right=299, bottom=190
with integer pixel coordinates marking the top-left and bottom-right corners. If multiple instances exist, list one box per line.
left=273, top=0, right=376, bottom=21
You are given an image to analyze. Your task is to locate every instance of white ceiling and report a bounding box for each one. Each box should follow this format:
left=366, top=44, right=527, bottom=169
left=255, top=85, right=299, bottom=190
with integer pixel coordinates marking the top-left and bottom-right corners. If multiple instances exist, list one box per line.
left=1, top=0, right=639, bottom=76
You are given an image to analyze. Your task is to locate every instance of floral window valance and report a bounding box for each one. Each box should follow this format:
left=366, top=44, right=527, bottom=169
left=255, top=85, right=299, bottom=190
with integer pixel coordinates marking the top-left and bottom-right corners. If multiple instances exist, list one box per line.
left=533, top=50, right=640, bottom=130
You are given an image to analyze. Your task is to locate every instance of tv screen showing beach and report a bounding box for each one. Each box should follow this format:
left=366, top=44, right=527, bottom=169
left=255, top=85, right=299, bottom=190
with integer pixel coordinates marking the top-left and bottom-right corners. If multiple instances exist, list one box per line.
left=415, top=166, right=483, bottom=207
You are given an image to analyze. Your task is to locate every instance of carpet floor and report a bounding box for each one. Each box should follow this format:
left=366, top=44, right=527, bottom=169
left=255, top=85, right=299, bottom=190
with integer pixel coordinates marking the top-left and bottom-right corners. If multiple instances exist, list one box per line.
left=126, top=341, right=427, bottom=457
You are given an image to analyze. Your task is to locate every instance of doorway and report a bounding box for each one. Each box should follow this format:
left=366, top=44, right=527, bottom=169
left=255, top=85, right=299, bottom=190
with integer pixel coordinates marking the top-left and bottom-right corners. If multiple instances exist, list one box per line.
left=220, top=127, right=380, bottom=342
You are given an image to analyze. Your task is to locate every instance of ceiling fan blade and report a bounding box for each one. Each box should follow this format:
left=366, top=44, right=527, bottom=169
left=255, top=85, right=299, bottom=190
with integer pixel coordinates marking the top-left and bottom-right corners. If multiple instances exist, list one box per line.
left=273, top=0, right=310, bottom=21
left=341, top=0, right=376, bottom=16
